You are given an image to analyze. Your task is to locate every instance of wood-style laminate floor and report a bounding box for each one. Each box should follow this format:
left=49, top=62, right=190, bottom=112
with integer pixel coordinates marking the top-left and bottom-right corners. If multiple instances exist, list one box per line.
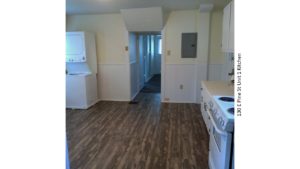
left=66, top=93, right=209, bottom=169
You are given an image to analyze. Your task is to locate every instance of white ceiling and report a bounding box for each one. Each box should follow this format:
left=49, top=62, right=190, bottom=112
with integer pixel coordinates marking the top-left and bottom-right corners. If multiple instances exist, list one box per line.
left=66, top=0, right=230, bottom=15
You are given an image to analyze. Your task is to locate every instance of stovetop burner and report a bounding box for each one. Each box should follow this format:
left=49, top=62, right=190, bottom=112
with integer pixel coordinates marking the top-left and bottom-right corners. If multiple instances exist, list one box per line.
left=213, top=96, right=234, bottom=119
left=227, top=107, right=234, bottom=114
left=219, top=97, right=234, bottom=102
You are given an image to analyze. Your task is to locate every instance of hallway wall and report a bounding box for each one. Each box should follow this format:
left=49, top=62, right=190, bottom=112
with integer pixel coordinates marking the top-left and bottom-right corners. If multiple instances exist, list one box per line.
left=152, top=35, right=161, bottom=75
left=129, top=33, right=139, bottom=100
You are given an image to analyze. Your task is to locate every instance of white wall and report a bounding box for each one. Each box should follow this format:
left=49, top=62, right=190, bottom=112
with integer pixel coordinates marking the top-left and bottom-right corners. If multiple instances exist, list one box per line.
left=164, top=10, right=198, bottom=64
left=66, top=14, right=128, bottom=64
left=66, top=14, right=132, bottom=101
left=162, top=11, right=197, bottom=102
left=206, top=11, right=230, bottom=82
left=209, top=11, right=225, bottom=64
left=165, top=64, right=197, bottom=103
left=153, top=36, right=161, bottom=74
left=98, top=64, right=130, bottom=101
left=66, top=10, right=225, bottom=103
left=162, top=10, right=225, bottom=103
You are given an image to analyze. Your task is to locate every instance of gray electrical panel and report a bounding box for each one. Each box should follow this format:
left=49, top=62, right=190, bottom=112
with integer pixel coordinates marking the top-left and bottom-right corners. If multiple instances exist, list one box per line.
left=181, top=33, right=197, bottom=58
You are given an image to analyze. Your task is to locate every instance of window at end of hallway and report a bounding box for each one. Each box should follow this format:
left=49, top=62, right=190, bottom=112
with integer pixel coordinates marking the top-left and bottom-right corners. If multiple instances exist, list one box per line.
left=158, top=38, right=162, bottom=55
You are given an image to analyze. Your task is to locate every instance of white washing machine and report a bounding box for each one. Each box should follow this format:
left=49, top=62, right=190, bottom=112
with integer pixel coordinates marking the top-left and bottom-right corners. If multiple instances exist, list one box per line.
left=66, top=72, right=98, bottom=109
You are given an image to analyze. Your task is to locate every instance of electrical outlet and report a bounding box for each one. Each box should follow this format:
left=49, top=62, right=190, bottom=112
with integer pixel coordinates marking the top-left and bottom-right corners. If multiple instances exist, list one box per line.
left=164, top=98, right=170, bottom=101
left=180, top=84, right=183, bottom=90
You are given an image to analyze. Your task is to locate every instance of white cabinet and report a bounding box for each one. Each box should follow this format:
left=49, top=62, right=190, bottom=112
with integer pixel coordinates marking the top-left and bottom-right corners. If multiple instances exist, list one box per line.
left=66, top=73, right=98, bottom=109
left=200, top=85, right=212, bottom=134
left=222, top=1, right=234, bottom=52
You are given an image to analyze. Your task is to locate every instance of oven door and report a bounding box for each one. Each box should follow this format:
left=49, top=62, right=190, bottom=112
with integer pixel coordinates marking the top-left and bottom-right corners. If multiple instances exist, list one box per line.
left=208, top=110, right=232, bottom=169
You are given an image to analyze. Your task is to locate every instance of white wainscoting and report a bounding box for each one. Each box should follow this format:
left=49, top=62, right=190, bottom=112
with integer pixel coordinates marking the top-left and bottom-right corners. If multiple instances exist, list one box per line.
left=164, top=63, right=227, bottom=104
left=195, top=63, right=225, bottom=103
left=164, top=64, right=197, bottom=103
left=221, top=53, right=234, bottom=81
left=97, top=62, right=226, bottom=103
left=208, top=64, right=224, bottom=81
left=98, top=63, right=131, bottom=101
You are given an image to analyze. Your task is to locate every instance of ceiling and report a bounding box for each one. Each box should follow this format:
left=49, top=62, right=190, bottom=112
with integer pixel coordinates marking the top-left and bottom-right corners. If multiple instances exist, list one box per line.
left=66, top=0, right=230, bottom=15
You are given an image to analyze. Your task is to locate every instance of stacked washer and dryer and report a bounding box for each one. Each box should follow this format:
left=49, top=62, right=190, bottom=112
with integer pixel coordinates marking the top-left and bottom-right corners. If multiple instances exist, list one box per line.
left=200, top=81, right=234, bottom=169
left=66, top=32, right=99, bottom=109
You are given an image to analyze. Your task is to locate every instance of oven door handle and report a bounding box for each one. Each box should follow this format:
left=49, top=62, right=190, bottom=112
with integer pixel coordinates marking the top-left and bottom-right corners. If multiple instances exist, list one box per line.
left=208, top=109, right=228, bottom=136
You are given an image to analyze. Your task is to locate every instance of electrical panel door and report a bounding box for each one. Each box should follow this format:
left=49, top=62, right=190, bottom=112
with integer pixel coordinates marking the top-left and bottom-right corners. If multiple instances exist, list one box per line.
left=181, top=33, right=197, bottom=58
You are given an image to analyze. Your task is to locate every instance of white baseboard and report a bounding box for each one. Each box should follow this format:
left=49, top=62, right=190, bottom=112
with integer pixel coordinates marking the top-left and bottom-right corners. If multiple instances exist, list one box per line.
left=88, top=98, right=101, bottom=107
left=100, top=98, right=130, bottom=102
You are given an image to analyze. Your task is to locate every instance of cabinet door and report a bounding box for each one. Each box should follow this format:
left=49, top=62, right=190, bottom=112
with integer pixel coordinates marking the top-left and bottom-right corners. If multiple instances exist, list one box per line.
left=228, top=1, right=234, bottom=52
left=66, top=32, right=86, bottom=62
left=222, top=3, right=231, bottom=52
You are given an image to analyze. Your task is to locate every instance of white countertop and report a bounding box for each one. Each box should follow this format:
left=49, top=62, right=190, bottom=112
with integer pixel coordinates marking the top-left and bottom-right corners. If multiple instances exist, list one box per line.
left=201, top=81, right=234, bottom=96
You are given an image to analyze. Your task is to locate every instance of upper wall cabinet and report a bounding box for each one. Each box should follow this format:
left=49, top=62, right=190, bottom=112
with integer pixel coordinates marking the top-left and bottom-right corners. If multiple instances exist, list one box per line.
left=222, top=1, right=234, bottom=52
left=66, top=32, right=87, bottom=62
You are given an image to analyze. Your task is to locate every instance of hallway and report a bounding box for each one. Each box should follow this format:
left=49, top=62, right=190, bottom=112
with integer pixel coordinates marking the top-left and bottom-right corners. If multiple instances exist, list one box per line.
left=140, top=74, right=161, bottom=93
left=66, top=93, right=209, bottom=169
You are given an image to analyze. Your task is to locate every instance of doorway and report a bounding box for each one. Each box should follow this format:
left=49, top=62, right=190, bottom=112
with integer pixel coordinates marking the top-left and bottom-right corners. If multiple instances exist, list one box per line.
left=140, top=34, right=161, bottom=93
left=130, top=32, right=162, bottom=101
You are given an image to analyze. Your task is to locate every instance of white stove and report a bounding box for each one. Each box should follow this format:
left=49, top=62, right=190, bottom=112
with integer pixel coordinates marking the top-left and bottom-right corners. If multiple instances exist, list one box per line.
left=200, top=81, right=234, bottom=169
left=210, top=96, right=234, bottom=132
left=208, top=95, right=234, bottom=169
